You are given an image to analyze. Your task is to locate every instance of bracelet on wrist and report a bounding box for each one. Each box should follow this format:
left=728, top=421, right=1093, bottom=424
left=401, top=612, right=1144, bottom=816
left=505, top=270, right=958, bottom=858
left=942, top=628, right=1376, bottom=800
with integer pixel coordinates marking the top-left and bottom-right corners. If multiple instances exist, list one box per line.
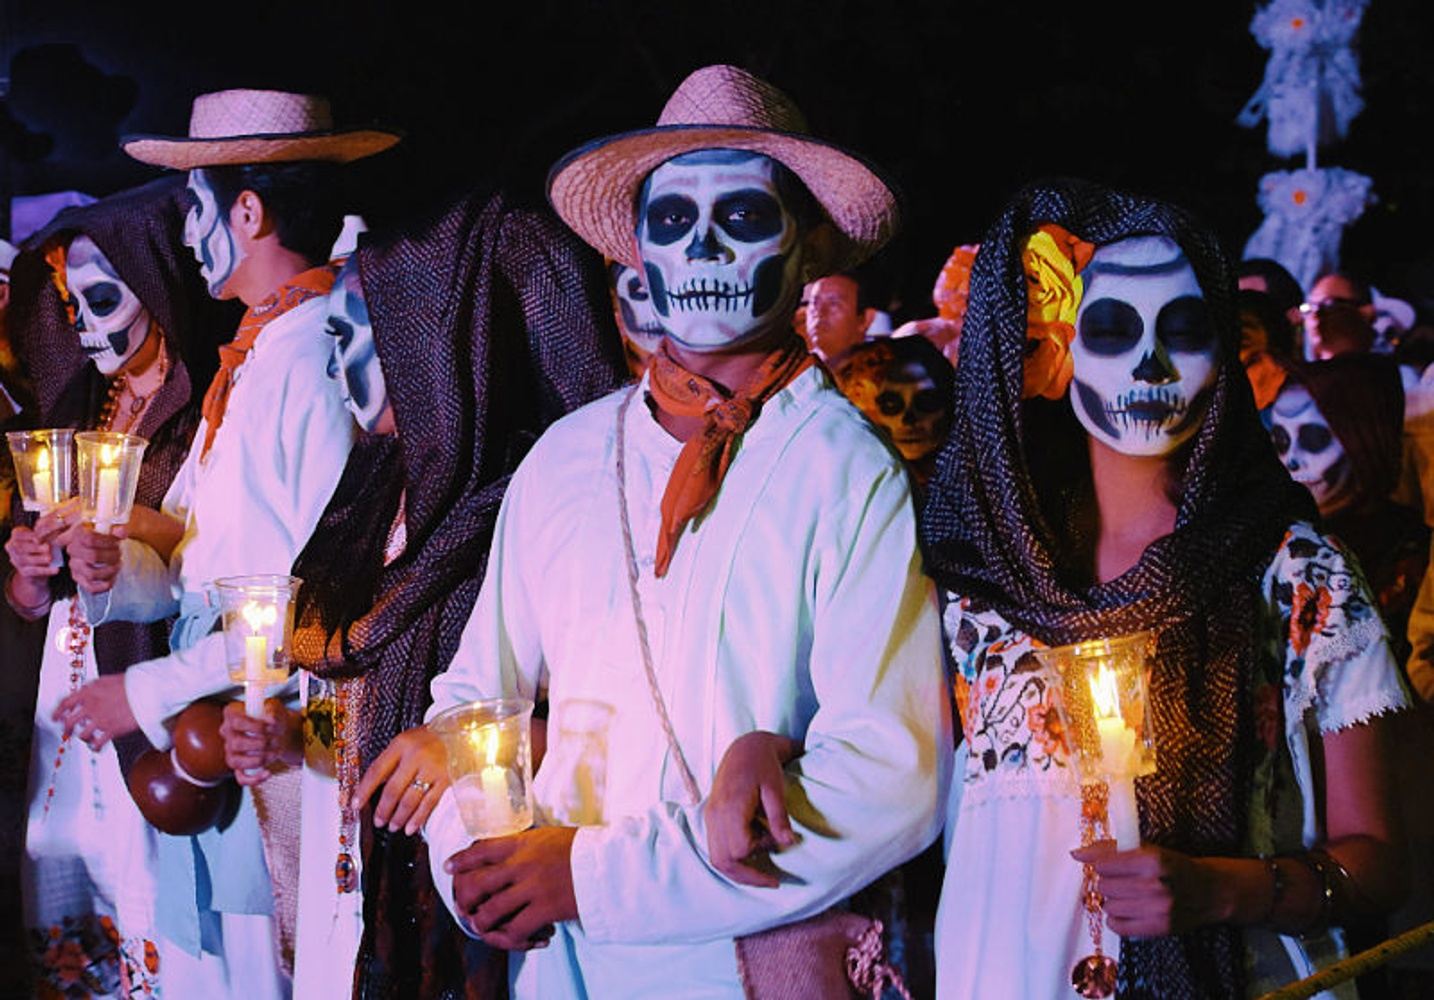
left=1282, top=851, right=1336, bottom=937
left=1259, top=855, right=1286, bottom=925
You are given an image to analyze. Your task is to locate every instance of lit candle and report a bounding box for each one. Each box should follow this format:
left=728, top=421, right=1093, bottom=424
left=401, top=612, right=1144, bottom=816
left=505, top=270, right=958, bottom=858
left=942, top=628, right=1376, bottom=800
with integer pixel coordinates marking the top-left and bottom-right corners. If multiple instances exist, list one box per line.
left=33, top=446, right=53, bottom=508
left=453, top=724, right=519, bottom=837
left=1089, top=663, right=1141, bottom=849
left=240, top=601, right=278, bottom=718
left=94, top=443, right=120, bottom=533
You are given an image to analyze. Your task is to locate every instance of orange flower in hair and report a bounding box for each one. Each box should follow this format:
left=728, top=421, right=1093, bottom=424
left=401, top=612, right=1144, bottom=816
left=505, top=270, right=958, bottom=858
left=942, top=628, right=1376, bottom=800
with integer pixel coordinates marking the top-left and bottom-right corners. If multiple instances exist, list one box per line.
left=933, top=243, right=980, bottom=325
left=1021, top=223, right=1093, bottom=400
left=43, top=243, right=78, bottom=326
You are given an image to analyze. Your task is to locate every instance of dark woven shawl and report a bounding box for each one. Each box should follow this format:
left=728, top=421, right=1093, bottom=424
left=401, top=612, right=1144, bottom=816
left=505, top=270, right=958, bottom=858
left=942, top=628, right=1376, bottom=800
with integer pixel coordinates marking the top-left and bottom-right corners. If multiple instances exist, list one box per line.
left=920, top=180, right=1314, bottom=999
left=289, top=188, right=626, bottom=1000
left=6, top=175, right=238, bottom=776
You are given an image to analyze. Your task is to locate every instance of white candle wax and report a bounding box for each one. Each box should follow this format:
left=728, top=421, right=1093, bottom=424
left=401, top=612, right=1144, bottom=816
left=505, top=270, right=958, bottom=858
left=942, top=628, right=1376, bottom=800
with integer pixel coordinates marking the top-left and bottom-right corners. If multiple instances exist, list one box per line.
left=33, top=446, right=53, bottom=509
left=94, top=465, right=120, bottom=533
left=244, top=634, right=267, bottom=718
left=1107, top=774, right=1141, bottom=850
left=1095, top=716, right=1140, bottom=847
left=453, top=769, right=520, bottom=838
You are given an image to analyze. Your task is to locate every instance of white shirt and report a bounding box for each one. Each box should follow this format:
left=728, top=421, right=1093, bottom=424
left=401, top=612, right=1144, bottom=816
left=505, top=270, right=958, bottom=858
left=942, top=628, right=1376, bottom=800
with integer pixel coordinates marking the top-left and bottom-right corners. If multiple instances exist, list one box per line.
left=94, top=293, right=356, bottom=747
left=425, top=367, right=952, bottom=998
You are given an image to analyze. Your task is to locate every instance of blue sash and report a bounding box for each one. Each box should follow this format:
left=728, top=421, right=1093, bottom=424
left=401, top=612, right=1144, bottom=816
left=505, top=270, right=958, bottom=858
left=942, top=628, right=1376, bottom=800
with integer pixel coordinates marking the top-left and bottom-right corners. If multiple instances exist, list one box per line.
left=154, top=590, right=273, bottom=956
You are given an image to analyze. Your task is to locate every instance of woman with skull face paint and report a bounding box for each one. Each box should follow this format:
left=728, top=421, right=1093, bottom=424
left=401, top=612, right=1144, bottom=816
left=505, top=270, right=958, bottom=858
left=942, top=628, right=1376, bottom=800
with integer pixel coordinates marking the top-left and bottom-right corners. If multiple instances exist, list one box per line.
left=1269, top=355, right=1434, bottom=999
left=1, top=177, right=236, bottom=998
left=922, top=181, right=1410, bottom=999
left=1269, top=356, right=1427, bottom=662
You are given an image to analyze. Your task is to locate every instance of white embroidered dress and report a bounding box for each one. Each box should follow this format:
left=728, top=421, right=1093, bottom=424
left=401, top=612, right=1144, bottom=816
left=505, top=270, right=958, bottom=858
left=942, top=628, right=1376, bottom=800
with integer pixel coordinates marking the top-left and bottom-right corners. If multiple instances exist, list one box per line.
left=934, top=523, right=1409, bottom=999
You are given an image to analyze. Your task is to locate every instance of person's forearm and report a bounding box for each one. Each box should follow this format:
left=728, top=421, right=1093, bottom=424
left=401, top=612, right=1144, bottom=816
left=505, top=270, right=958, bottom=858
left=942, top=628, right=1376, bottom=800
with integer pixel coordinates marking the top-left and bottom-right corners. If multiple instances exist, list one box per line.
left=1200, top=856, right=1325, bottom=934
left=1201, top=834, right=1402, bottom=935
left=5, top=571, right=52, bottom=621
left=125, top=506, right=185, bottom=563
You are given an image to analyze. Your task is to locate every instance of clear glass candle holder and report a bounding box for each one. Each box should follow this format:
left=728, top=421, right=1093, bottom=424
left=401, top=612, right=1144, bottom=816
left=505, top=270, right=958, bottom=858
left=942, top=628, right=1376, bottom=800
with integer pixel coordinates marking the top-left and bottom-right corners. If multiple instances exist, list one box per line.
left=7, top=429, right=75, bottom=512
left=430, top=698, right=535, bottom=840
left=1036, top=630, right=1157, bottom=849
left=75, top=430, right=147, bottom=533
left=215, top=575, right=302, bottom=717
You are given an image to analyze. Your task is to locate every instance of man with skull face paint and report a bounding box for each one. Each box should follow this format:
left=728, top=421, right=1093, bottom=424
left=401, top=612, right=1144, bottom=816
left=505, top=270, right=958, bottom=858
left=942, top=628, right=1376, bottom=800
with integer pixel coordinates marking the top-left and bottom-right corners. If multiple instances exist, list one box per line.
left=922, top=181, right=1410, bottom=999
left=414, top=65, right=949, bottom=998
left=47, top=90, right=398, bottom=996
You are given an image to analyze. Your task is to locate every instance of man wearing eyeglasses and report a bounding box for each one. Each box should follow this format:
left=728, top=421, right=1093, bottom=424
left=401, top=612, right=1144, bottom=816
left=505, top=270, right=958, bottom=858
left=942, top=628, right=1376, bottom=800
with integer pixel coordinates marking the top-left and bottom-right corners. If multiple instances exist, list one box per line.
left=1300, top=272, right=1377, bottom=359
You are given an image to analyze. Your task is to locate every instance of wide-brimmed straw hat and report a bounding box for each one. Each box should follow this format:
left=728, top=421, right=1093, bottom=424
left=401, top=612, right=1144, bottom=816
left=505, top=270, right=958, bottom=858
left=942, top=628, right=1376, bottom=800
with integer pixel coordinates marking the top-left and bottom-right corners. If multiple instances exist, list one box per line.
left=548, top=65, right=900, bottom=271
left=122, top=89, right=400, bottom=170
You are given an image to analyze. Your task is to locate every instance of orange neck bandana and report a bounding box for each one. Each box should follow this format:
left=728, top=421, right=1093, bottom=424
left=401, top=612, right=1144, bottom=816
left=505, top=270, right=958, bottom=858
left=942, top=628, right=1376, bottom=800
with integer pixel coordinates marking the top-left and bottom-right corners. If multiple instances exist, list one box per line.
left=645, top=337, right=815, bottom=577
left=200, top=264, right=337, bottom=459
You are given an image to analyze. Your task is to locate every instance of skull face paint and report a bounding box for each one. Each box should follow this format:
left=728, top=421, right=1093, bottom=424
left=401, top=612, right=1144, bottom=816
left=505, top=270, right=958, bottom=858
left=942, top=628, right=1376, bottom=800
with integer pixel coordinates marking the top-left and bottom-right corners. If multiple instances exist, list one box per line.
left=183, top=169, right=243, bottom=298
left=1070, top=236, right=1216, bottom=457
left=65, top=235, right=152, bottom=376
left=637, top=151, right=803, bottom=352
left=871, top=360, right=950, bottom=462
left=608, top=260, right=665, bottom=370
left=1268, top=384, right=1356, bottom=515
left=324, top=257, right=389, bottom=432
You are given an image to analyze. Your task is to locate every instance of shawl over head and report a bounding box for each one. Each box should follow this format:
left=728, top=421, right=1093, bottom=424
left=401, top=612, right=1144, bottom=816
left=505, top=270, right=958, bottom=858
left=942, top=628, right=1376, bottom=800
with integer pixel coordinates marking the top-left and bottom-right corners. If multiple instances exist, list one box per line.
left=289, top=188, right=626, bottom=999
left=6, top=177, right=239, bottom=775
left=921, top=179, right=1314, bottom=999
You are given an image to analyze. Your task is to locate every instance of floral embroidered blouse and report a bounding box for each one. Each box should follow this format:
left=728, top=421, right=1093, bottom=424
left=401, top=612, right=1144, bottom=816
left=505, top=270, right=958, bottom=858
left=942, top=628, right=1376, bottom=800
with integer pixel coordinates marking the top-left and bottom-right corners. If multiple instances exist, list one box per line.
left=935, top=522, right=1409, bottom=999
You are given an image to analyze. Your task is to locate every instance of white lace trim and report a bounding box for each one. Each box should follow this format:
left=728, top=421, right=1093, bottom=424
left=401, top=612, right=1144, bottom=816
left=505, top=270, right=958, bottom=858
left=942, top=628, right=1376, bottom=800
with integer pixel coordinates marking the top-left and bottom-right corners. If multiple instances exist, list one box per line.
left=959, top=769, right=1081, bottom=807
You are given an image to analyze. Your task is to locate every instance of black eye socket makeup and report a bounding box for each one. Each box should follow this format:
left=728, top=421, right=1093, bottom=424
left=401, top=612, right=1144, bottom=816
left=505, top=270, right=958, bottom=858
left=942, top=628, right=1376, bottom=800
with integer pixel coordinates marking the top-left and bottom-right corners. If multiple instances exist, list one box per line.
left=1078, top=299, right=1143, bottom=356
left=83, top=282, right=123, bottom=317
left=1270, top=424, right=1291, bottom=456
left=714, top=190, right=783, bottom=242
left=1156, top=296, right=1214, bottom=353
left=644, top=194, right=698, bottom=246
left=1297, top=423, right=1334, bottom=454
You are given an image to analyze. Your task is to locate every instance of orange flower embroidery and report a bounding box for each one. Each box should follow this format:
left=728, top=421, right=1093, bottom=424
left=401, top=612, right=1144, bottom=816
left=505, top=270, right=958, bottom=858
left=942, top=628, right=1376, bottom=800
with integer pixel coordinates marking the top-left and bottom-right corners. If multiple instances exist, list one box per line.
left=1291, top=581, right=1332, bottom=656
left=1027, top=690, right=1069, bottom=758
left=953, top=674, right=975, bottom=743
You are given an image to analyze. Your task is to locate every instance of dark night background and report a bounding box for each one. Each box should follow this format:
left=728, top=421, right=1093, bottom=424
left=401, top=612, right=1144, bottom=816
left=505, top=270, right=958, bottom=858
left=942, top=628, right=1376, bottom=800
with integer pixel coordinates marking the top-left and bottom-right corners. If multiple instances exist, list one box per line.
left=3, top=0, right=1433, bottom=317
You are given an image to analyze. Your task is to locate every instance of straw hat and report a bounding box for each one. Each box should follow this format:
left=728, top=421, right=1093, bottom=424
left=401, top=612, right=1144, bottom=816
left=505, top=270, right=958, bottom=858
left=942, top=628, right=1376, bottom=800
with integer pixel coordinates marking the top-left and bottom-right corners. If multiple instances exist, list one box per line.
left=122, top=89, right=400, bottom=170
left=548, top=65, right=900, bottom=271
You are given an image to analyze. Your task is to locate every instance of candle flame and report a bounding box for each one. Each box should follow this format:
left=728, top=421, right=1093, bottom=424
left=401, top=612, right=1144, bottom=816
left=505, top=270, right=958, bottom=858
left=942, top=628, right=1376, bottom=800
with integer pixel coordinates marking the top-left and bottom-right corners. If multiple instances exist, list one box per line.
left=467, top=723, right=501, bottom=767
left=1088, top=663, right=1121, bottom=721
left=241, top=600, right=278, bottom=633
left=99, top=442, right=119, bottom=466
left=36, top=446, right=50, bottom=472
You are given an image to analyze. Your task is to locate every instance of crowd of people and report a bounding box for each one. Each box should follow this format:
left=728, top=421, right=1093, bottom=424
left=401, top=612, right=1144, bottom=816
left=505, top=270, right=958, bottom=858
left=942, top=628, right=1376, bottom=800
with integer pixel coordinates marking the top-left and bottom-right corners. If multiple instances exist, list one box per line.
left=1, top=64, right=1431, bottom=1000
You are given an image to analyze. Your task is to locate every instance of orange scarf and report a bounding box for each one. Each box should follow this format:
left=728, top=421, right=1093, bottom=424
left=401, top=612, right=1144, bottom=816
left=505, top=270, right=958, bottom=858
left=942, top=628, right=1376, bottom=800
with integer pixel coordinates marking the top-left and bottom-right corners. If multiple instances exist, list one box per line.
left=646, top=337, right=815, bottom=577
left=200, top=265, right=337, bottom=459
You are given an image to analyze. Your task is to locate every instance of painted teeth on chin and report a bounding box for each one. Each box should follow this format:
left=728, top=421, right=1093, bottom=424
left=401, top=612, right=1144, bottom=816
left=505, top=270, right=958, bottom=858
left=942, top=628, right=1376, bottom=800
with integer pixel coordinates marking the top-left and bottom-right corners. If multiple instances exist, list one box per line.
left=670, top=278, right=754, bottom=313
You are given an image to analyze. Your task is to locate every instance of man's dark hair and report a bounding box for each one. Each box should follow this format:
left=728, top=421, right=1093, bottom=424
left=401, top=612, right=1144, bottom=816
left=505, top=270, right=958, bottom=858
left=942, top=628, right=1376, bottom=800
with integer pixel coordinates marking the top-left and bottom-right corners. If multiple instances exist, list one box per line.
left=1238, top=257, right=1304, bottom=314
left=201, top=161, right=344, bottom=266
left=1311, top=269, right=1373, bottom=306
left=1237, top=288, right=1296, bottom=358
